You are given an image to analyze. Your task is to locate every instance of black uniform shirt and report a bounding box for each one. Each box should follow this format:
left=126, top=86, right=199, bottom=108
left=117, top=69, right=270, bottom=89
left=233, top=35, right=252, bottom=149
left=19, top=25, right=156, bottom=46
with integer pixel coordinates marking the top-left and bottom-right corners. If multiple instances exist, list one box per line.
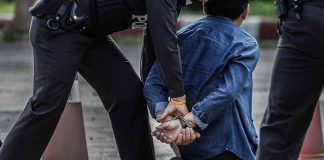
left=29, top=0, right=187, bottom=98
left=141, top=0, right=186, bottom=98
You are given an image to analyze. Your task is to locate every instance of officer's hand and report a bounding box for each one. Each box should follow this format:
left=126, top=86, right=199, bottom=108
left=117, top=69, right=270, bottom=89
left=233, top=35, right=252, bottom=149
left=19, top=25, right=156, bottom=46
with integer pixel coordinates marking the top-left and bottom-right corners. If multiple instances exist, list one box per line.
left=156, top=97, right=188, bottom=122
left=155, top=114, right=174, bottom=123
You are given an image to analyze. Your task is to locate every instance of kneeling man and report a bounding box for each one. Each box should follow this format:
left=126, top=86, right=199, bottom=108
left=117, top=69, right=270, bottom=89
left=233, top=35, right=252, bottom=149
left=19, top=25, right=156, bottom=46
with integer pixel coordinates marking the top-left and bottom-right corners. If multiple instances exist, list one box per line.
left=144, top=0, right=260, bottom=159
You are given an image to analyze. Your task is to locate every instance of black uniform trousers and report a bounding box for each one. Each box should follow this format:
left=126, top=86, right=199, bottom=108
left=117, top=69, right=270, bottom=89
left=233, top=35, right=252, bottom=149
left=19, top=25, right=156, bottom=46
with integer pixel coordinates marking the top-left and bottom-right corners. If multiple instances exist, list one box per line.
left=256, top=2, right=324, bottom=160
left=0, top=17, right=155, bottom=160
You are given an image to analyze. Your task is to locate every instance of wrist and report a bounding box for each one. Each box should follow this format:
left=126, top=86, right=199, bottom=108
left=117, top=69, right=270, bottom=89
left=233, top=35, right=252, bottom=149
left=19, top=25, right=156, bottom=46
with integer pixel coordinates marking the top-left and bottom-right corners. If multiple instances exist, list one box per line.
left=178, top=114, right=196, bottom=129
left=172, top=95, right=186, bottom=100
left=184, top=112, right=197, bottom=127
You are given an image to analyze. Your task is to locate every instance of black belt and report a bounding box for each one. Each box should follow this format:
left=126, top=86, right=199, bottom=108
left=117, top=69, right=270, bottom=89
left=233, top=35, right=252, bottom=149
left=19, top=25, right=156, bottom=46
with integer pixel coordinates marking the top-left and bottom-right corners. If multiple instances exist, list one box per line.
left=287, top=0, right=324, bottom=8
left=286, top=0, right=324, bottom=20
left=37, top=1, right=94, bottom=37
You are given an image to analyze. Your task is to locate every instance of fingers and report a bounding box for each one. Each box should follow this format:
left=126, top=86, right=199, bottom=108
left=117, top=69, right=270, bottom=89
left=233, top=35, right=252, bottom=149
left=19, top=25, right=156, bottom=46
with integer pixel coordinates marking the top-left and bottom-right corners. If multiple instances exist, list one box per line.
left=156, top=121, right=171, bottom=130
left=157, top=120, right=181, bottom=131
left=156, top=102, right=189, bottom=122
left=156, top=104, right=177, bottom=122
left=185, top=127, right=191, bottom=143
left=163, top=136, right=174, bottom=144
left=176, top=128, right=188, bottom=145
left=182, top=133, right=186, bottom=144
left=176, top=133, right=183, bottom=144
left=159, top=132, right=166, bottom=143
left=153, top=130, right=171, bottom=144
left=154, top=122, right=181, bottom=143
left=153, top=131, right=161, bottom=140
left=155, top=114, right=163, bottom=120
left=176, top=128, right=201, bottom=145
left=156, top=110, right=171, bottom=122
left=161, top=133, right=174, bottom=144
left=154, top=128, right=201, bottom=145
left=154, top=121, right=201, bottom=145
left=190, top=128, right=196, bottom=141
left=176, top=128, right=186, bottom=145
left=195, top=131, right=201, bottom=138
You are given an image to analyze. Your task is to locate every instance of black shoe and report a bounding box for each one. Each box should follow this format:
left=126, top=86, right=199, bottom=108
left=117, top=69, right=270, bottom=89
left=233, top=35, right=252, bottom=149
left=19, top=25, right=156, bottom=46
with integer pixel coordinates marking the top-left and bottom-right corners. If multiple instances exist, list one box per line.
left=170, top=157, right=183, bottom=160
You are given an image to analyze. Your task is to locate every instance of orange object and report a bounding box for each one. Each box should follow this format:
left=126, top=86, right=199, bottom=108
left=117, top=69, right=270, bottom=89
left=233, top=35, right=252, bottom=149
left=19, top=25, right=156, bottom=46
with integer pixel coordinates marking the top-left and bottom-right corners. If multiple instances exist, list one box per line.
left=42, top=75, right=88, bottom=160
left=171, top=98, right=186, bottom=105
left=299, top=103, right=324, bottom=160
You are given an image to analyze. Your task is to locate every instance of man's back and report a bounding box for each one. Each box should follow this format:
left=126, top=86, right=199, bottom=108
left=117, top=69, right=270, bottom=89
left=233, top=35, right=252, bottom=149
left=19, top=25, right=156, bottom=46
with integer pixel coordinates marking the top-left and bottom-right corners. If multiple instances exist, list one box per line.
left=144, top=16, right=260, bottom=160
left=177, top=16, right=258, bottom=107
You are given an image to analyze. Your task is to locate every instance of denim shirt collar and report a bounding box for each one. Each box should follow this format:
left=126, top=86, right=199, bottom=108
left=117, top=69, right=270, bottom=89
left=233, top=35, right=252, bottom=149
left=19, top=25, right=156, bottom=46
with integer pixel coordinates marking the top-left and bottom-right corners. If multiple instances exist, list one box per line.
left=203, top=15, right=241, bottom=29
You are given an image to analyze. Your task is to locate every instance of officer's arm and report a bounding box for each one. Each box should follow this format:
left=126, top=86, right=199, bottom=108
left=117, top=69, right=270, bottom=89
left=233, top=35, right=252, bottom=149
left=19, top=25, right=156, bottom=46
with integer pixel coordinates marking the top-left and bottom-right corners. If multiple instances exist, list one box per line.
left=145, top=0, right=185, bottom=98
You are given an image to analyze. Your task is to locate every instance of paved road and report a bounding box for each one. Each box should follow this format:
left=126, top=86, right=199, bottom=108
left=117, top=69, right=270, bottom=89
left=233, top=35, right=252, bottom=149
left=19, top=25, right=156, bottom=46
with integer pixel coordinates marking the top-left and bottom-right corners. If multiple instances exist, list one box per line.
left=0, top=41, right=323, bottom=160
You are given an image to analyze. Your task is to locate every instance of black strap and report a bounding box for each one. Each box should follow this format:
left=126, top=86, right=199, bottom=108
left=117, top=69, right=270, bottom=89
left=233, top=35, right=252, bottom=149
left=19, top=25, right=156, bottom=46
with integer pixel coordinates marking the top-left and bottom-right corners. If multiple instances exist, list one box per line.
left=88, top=0, right=100, bottom=37
left=57, top=1, right=71, bottom=17
left=74, top=0, right=89, bottom=11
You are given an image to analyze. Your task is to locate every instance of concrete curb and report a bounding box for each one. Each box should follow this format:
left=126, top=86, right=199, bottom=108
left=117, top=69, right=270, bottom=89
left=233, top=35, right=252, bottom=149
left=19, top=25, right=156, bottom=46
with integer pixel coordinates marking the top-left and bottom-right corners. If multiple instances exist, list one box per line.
left=0, top=19, right=9, bottom=30
left=0, top=14, right=12, bottom=31
left=0, top=15, right=279, bottom=41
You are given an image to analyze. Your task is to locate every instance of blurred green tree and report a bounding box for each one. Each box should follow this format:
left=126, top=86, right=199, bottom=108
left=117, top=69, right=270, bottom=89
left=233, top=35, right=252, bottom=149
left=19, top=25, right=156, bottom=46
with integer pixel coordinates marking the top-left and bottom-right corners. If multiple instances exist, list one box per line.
left=0, top=0, right=15, bottom=3
left=3, top=0, right=35, bottom=41
left=188, top=0, right=274, bottom=10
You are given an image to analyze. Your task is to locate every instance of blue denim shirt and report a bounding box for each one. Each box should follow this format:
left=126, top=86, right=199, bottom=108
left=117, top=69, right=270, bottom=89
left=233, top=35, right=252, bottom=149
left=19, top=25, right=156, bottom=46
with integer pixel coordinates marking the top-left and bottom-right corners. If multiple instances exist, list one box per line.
left=144, top=16, right=260, bottom=160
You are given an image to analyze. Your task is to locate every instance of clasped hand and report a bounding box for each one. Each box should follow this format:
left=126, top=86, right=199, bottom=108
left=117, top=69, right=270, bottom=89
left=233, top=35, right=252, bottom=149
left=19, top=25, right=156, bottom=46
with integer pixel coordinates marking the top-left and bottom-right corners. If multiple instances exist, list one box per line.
left=152, top=102, right=201, bottom=145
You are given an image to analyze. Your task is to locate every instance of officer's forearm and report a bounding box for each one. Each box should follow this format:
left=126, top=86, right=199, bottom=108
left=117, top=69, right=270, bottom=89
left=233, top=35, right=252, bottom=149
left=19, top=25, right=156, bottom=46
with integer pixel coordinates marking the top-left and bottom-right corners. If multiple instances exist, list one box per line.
left=145, top=0, right=185, bottom=98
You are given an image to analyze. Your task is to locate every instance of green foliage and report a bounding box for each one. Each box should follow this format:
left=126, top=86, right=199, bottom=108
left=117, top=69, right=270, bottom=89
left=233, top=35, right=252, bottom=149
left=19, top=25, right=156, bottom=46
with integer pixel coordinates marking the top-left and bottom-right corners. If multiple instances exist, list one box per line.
left=0, top=0, right=15, bottom=2
left=0, top=1, right=14, bottom=14
left=249, top=0, right=276, bottom=17
left=3, top=31, right=29, bottom=41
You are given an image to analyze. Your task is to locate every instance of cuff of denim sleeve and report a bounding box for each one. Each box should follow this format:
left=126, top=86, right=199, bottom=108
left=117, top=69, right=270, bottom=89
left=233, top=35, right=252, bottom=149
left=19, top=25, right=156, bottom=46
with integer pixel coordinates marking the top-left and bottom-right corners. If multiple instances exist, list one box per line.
left=192, top=112, right=208, bottom=131
left=192, top=100, right=208, bottom=123
left=148, top=102, right=168, bottom=118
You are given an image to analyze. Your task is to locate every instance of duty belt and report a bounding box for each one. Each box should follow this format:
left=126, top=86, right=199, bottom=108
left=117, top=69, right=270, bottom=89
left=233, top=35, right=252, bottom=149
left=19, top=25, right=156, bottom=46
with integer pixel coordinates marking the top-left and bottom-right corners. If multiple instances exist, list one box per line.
left=287, top=0, right=324, bottom=20
left=40, top=1, right=93, bottom=36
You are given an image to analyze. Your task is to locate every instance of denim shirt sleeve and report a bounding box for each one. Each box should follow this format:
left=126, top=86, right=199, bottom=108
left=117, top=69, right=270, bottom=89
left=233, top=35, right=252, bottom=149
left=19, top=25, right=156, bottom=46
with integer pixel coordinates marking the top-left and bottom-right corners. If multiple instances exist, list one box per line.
left=143, top=61, right=169, bottom=118
left=192, top=42, right=260, bottom=128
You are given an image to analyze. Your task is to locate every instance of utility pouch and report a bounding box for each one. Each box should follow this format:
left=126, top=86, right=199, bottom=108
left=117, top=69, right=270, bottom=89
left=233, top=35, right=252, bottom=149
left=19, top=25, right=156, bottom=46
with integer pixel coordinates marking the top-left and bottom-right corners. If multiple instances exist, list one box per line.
left=59, top=1, right=89, bottom=32
left=29, top=0, right=48, bottom=16
left=44, top=0, right=89, bottom=32
left=275, top=0, right=288, bottom=19
left=29, top=0, right=54, bottom=17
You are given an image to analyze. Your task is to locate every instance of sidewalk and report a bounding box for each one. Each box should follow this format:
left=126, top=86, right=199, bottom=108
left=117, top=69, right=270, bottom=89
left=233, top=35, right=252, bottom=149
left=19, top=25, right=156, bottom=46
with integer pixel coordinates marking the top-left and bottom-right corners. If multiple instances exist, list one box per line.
left=1, top=41, right=323, bottom=159
left=0, top=41, right=175, bottom=160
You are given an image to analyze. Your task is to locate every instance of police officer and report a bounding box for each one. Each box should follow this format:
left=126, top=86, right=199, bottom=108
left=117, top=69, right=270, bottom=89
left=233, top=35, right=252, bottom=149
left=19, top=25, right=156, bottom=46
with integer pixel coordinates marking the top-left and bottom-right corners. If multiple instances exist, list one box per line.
left=0, top=0, right=191, bottom=159
left=257, top=0, right=324, bottom=159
